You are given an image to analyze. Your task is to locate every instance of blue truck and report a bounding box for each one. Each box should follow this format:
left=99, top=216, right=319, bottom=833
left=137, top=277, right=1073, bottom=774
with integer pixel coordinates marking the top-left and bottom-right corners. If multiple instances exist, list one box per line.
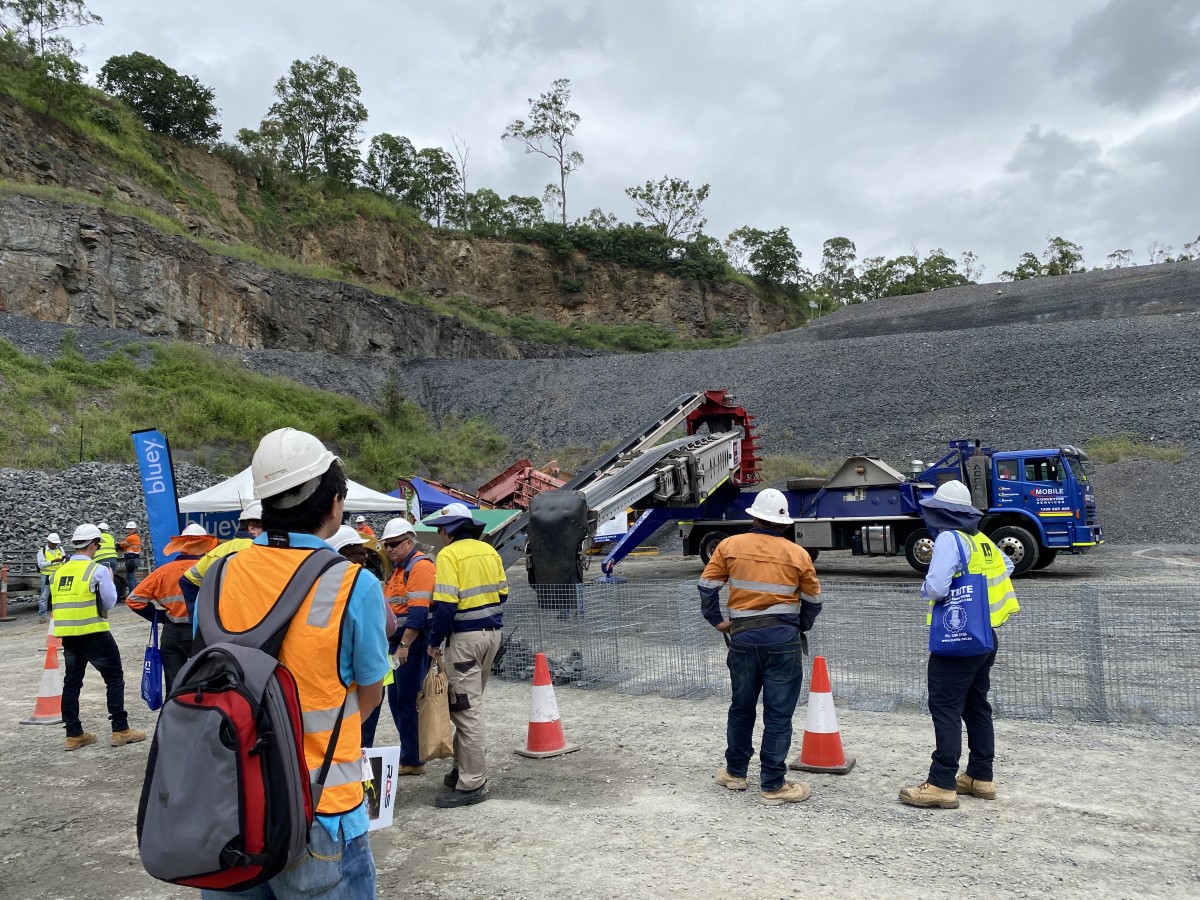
left=602, top=439, right=1102, bottom=577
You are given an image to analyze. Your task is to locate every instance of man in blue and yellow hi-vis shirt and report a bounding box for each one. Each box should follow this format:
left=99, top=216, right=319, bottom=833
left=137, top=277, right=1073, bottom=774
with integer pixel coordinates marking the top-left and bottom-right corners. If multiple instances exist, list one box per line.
left=424, top=502, right=508, bottom=809
left=900, top=480, right=1018, bottom=810
left=52, top=523, right=146, bottom=752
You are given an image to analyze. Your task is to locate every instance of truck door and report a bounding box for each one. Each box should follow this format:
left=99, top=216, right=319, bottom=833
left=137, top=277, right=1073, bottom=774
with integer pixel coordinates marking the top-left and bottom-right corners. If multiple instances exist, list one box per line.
left=1018, top=455, right=1073, bottom=548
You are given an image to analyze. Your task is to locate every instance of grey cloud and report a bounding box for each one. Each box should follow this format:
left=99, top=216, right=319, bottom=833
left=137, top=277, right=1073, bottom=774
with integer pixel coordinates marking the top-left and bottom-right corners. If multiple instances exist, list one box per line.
left=1057, top=0, right=1200, bottom=110
left=470, top=2, right=606, bottom=60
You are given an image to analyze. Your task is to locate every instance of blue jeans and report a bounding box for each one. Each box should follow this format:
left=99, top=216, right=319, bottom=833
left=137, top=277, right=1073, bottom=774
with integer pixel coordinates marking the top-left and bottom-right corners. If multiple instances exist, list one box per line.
left=361, top=632, right=429, bottom=763
left=200, top=823, right=376, bottom=900
left=39, top=576, right=50, bottom=616
left=725, top=634, right=806, bottom=792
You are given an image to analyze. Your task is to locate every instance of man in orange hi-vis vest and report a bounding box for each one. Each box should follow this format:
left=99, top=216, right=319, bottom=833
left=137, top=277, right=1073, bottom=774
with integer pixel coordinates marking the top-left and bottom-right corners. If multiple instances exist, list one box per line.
left=194, top=428, right=389, bottom=900
left=698, top=488, right=822, bottom=807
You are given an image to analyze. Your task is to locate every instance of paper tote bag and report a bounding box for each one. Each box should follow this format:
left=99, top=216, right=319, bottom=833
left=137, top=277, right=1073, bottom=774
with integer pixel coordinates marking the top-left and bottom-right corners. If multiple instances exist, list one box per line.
left=417, top=659, right=454, bottom=761
left=928, top=534, right=996, bottom=657
left=141, top=613, right=165, bottom=711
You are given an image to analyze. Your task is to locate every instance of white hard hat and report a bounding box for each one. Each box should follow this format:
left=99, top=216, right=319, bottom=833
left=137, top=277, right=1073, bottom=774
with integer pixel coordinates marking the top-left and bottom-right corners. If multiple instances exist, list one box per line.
left=72, top=523, right=102, bottom=545
left=97, top=522, right=111, bottom=531
left=179, top=523, right=209, bottom=537
left=251, top=428, right=338, bottom=504
left=381, top=517, right=416, bottom=542
left=355, top=515, right=366, bottom=523
left=328, top=524, right=367, bottom=551
left=46, top=533, right=61, bottom=544
left=125, top=521, right=138, bottom=530
left=240, top=500, right=263, bottom=522
left=746, top=488, right=793, bottom=525
left=920, top=479, right=975, bottom=510
left=422, top=502, right=481, bottom=529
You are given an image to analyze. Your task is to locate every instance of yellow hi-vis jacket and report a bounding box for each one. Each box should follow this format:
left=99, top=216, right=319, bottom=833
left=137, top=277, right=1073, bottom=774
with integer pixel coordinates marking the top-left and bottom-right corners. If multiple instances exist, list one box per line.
left=39, top=545, right=65, bottom=575
left=94, top=532, right=119, bottom=563
left=926, top=531, right=1019, bottom=628
left=429, top=538, right=508, bottom=637
left=183, top=536, right=255, bottom=587
left=52, top=558, right=110, bottom=636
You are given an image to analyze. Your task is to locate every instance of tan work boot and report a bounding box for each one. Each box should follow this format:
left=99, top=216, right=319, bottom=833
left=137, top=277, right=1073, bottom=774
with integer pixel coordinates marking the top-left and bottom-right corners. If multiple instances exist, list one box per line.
left=899, top=782, right=959, bottom=809
left=955, top=773, right=997, bottom=799
left=759, top=781, right=811, bottom=806
left=715, top=768, right=748, bottom=791
left=111, top=728, right=147, bottom=747
left=65, top=733, right=97, bottom=752
left=398, top=765, right=426, bottom=776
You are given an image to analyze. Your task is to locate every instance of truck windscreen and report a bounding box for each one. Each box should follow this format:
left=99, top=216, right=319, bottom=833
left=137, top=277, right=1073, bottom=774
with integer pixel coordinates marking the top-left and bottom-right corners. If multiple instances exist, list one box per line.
left=1065, top=455, right=1089, bottom=483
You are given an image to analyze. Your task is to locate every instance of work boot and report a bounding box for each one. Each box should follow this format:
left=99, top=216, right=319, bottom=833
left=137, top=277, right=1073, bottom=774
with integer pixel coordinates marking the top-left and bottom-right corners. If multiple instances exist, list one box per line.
left=398, top=764, right=426, bottom=776
left=899, top=782, right=959, bottom=809
left=435, top=783, right=488, bottom=808
left=715, top=767, right=748, bottom=791
left=39, top=615, right=48, bottom=624
left=111, top=728, right=147, bottom=747
left=443, top=768, right=459, bottom=789
left=759, top=781, right=811, bottom=806
left=955, top=773, right=997, bottom=800
left=64, top=733, right=97, bottom=752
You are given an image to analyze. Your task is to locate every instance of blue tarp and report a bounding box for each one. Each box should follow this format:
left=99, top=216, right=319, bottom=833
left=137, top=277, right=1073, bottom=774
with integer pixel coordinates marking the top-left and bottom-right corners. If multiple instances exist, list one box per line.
left=390, top=477, right=480, bottom=518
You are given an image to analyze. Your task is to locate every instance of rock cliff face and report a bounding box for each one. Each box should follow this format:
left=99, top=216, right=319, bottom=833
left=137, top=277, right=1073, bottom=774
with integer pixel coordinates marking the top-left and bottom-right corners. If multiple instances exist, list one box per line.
left=0, top=195, right=573, bottom=360
left=0, top=94, right=779, bottom=352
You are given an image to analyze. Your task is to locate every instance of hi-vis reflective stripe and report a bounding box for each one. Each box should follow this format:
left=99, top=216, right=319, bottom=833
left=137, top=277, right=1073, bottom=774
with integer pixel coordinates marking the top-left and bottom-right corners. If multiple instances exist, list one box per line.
left=434, top=582, right=460, bottom=600
left=406, top=590, right=433, bottom=601
left=1038, top=511, right=1073, bottom=517
left=728, top=577, right=799, bottom=596
left=310, top=759, right=363, bottom=788
left=459, top=583, right=504, bottom=599
left=729, top=602, right=800, bottom=618
left=52, top=599, right=97, bottom=610
left=697, top=578, right=724, bottom=590
left=987, top=572, right=1009, bottom=587
left=1074, top=541, right=1097, bottom=547
left=990, top=590, right=1017, bottom=614
left=804, top=689, right=839, bottom=734
left=62, top=615, right=105, bottom=628
left=456, top=604, right=502, bottom=621
left=305, top=562, right=350, bottom=628
left=302, top=693, right=360, bottom=733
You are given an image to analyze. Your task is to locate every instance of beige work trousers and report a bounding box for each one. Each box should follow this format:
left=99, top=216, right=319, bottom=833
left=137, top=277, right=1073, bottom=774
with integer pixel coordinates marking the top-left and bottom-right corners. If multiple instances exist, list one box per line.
left=445, top=629, right=502, bottom=791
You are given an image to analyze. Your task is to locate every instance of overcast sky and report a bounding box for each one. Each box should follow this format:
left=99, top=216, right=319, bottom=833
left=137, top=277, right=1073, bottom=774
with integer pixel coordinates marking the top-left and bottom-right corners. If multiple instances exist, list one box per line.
left=76, top=0, right=1200, bottom=281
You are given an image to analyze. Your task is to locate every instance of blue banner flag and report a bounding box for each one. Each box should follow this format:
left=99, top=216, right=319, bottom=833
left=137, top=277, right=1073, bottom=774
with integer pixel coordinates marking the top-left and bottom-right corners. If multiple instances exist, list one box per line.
left=132, top=429, right=183, bottom=568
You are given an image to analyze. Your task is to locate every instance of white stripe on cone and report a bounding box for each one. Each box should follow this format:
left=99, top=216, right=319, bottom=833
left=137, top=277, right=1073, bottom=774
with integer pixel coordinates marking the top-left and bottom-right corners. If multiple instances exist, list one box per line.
left=804, top=690, right=841, bottom=734
left=38, top=664, right=62, bottom=697
left=529, top=683, right=561, bottom=723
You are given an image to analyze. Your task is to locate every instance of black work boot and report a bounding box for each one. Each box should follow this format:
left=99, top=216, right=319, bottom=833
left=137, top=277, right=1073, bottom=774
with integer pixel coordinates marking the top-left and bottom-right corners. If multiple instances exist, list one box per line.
left=435, top=782, right=488, bottom=808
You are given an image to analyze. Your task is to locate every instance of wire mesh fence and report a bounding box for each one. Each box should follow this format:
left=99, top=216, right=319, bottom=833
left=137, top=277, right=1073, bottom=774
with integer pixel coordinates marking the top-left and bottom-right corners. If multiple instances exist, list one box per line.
left=495, top=580, right=1200, bottom=725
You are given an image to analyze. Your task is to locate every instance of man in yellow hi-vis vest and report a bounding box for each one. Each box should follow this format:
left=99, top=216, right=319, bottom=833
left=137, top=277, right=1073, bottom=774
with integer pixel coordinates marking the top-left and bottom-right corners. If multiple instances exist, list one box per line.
left=52, top=524, right=146, bottom=752
left=900, top=480, right=1018, bottom=809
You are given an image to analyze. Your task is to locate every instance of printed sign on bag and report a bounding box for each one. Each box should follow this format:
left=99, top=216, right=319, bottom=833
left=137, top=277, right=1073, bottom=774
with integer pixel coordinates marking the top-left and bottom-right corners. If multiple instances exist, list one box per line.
left=361, top=746, right=401, bottom=831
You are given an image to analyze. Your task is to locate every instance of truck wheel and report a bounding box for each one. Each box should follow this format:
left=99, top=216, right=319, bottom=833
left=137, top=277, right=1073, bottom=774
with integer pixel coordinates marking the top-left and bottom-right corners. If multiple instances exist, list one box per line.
left=989, top=525, right=1040, bottom=576
left=1032, top=548, right=1058, bottom=570
left=699, top=530, right=729, bottom=564
left=904, top=528, right=935, bottom=574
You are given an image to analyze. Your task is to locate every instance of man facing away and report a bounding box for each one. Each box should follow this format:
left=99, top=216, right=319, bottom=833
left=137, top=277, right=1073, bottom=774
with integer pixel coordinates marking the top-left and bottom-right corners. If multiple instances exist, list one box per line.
left=424, top=503, right=508, bottom=808
left=698, top=488, right=822, bottom=806
left=52, top=523, right=146, bottom=751
left=194, top=429, right=388, bottom=900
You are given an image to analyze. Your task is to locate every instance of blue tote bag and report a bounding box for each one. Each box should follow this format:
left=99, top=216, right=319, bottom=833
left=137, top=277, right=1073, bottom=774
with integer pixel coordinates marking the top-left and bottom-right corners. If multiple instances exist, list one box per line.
left=928, top=534, right=995, bottom=657
left=141, top=612, right=165, bottom=711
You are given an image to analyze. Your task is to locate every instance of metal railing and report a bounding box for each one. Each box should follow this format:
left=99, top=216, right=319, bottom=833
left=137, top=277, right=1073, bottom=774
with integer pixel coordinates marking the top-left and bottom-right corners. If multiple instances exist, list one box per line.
left=496, top=580, right=1200, bottom=725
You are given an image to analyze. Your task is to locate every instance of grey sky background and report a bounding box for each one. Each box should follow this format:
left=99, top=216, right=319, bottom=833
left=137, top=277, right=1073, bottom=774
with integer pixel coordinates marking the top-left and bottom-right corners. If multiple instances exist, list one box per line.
left=76, top=0, right=1200, bottom=281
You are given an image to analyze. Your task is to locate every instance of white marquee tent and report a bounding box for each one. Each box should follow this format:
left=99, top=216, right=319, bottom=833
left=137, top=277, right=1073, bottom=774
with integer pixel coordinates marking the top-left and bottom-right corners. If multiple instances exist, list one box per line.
left=178, top=467, right=407, bottom=515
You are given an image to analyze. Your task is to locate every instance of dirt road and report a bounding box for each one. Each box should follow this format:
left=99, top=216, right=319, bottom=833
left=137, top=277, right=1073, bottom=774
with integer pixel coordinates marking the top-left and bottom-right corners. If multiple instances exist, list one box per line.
left=1, top=545, right=1197, bottom=899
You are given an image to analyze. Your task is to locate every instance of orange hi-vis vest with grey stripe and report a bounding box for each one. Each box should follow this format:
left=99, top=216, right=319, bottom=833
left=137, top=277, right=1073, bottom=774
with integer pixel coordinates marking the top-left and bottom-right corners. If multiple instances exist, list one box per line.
left=213, top=543, right=366, bottom=815
left=698, top=531, right=820, bottom=619
left=126, top=557, right=193, bottom=623
left=384, top=551, right=434, bottom=617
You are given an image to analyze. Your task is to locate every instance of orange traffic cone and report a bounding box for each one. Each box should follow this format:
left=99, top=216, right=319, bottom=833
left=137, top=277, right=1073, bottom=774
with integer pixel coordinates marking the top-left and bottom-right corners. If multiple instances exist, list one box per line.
left=20, top=641, right=64, bottom=726
left=514, top=652, right=580, bottom=759
left=789, top=656, right=855, bottom=775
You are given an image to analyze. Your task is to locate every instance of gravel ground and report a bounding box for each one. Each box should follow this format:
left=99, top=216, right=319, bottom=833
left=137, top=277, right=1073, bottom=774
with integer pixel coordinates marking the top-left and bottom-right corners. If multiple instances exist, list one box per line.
left=0, top=599, right=1196, bottom=900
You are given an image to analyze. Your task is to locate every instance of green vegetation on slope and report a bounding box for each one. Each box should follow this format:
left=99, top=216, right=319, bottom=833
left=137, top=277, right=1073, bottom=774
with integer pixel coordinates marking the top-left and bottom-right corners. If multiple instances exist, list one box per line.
left=1084, top=436, right=1187, bottom=465
left=0, top=337, right=509, bottom=487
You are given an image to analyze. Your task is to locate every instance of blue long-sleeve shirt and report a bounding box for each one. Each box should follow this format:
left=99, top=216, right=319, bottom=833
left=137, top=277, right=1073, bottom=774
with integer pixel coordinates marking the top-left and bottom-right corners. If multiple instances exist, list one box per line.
left=920, top=531, right=1014, bottom=601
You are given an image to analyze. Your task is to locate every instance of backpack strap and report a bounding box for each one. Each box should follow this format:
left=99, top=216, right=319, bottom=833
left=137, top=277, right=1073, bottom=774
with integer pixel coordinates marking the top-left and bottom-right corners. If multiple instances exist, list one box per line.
left=194, top=547, right=348, bottom=656
left=402, top=550, right=430, bottom=579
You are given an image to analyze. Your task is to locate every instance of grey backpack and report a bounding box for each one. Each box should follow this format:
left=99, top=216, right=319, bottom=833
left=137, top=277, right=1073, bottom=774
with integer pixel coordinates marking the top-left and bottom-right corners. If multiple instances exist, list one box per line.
left=136, top=547, right=349, bottom=892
